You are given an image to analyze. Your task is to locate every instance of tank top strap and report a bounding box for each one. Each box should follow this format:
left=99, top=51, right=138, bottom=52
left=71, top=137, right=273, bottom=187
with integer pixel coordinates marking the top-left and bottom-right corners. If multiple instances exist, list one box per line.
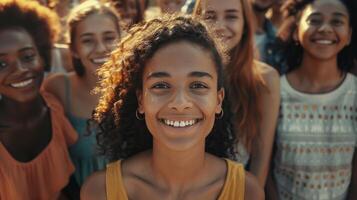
left=106, top=160, right=128, bottom=200
left=219, top=159, right=245, bottom=200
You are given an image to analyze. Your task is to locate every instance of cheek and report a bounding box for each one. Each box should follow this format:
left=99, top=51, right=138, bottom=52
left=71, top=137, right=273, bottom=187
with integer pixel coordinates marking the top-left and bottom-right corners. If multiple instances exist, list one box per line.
left=75, top=43, right=93, bottom=59
left=196, top=93, right=219, bottom=115
left=338, top=28, right=351, bottom=43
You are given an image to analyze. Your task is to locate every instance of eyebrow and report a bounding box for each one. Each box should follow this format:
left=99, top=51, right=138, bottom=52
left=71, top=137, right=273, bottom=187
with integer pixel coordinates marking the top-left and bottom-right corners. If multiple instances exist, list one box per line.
left=189, top=71, right=213, bottom=79
left=80, top=31, right=117, bottom=38
left=226, top=9, right=239, bottom=13
left=80, top=33, right=94, bottom=38
left=0, top=46, right=34, bottom=56
left=308, top=12, right=348, bottom=18
left=332, top=12, right=348, bottom=18
left=146, top=71, right=170, bottom=80
left=146, top=71, right=213, bottom=80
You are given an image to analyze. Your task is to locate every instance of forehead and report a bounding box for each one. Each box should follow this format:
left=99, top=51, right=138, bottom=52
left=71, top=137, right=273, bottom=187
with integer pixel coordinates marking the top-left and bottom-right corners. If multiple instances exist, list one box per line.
left=303, top=0, right=349, bottom=17
left=75, top=13, right=118, bottom=35
left=0, top=28, right=36, bottom=54
left=144, top=41, right=217, bottom=78
left=201, top=0, right=242, bottom=12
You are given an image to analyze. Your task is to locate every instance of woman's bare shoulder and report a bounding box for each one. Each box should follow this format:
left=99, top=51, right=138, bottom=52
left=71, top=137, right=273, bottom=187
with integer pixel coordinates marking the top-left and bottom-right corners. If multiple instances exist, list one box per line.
left=81, top=170, right=106, bottom=200
left=255, top=61, right=280, bottom=85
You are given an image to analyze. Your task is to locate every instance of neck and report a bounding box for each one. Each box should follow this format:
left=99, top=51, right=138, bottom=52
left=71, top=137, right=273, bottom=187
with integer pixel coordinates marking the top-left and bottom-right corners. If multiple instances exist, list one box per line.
left=79, top=72, right=99, bottom=91
left=291, top=54, right=344, bottom=92
left=0, top=95, right=45, bottom=121
left=150, top=141, right=207, bottom=189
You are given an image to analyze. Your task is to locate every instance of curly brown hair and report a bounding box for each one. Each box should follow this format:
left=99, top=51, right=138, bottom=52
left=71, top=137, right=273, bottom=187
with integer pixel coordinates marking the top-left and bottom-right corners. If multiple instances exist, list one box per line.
left=93, top=14, right=237, bottom=161
left=0, top=0, right=60, bottom=71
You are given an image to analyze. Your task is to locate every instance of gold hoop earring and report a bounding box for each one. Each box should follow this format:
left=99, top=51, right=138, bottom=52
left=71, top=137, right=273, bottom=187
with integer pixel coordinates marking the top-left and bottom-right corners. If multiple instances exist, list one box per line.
left=216, top=110, right=224, bottom=119
left=136, top=109, right=144, bottom=120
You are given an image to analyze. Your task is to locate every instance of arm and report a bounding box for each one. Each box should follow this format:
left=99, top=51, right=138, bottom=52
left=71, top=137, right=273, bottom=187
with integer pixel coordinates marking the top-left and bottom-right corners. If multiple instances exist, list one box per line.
left=265, top=163, right=280, bottom=200
left=249, top=63, right=280, bottom=186
left=347, top=148, right=357, bottom=200
left=81, top=171, right=107, bottom=200
left=245, top=171, right=265, bottom=200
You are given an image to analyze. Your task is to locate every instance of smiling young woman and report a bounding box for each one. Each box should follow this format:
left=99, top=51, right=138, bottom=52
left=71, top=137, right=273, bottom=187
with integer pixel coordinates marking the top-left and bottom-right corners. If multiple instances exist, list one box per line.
left=80, top=14, right=264, bottom=200
left=193, top=0, right=281, bottom=187
left=43, top=0, right=121, bottom=194
left=0, top=0, right=78, bottom=199
left=266, top=0, right=357, bottom=199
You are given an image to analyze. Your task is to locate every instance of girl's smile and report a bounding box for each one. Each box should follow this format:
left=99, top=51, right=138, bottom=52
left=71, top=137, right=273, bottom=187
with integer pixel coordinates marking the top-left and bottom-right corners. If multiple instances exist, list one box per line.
left=138, top=40, right=224, bottom=150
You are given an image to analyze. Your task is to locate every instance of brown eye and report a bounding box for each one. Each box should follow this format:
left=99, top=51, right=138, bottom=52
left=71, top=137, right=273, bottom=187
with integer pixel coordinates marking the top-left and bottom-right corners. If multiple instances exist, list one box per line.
left=0, top=60, right=8, bottom=70
left=190, top=82, right=208, bottom=89
left=22, top=54, right=36, bottom=63
left=151, top=82, right=170, bottom=89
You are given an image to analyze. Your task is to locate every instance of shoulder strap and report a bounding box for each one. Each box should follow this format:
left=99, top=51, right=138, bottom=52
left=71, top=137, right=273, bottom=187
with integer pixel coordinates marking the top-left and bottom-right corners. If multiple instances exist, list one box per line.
left=64, top=74, right=71, bottom=115
left=220, top=159, right=245, bottom=200
left=106, top=160, right=128, bottom=200
left=234, top=162, right=245, bottom=200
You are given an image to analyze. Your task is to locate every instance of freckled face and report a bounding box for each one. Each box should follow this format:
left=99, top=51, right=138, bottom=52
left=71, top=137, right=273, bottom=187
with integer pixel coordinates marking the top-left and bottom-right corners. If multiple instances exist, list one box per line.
left=200, top=0, right=244, bottom=51
left=72, top=13, right=120, bottom=75
left=0, top=28, right=44, bottom=103
left=138, top=41, right=224, bottom=151
left=296, top=0, right=351, bottom=61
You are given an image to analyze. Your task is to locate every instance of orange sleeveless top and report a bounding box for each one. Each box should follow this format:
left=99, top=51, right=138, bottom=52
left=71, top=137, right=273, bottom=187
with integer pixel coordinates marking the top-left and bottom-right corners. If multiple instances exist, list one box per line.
left=106, top=159, right=245, bottom=200
left=0, top=91, right=78, bottom=200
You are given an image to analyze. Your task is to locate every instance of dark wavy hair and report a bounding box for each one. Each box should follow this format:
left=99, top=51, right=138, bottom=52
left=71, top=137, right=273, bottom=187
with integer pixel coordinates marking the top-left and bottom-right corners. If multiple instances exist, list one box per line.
left=93, top=14, right=237, bottom=161
left=67, top=0, right=121, bottom=77
left=105, top=0, right=143, bottom=28
left=0, top=0, right=60, bottom=71
left=277, top=0, right=354, bottom=72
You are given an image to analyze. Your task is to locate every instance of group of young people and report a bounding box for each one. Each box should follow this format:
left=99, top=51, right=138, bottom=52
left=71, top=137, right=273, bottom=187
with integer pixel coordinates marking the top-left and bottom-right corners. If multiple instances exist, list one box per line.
left=0, top=0, right=356, bottom=199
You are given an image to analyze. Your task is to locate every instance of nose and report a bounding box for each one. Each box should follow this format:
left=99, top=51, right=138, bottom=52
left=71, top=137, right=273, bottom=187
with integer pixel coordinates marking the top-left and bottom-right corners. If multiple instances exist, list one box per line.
left=318, top=22, right=333, bottom=33
left=95, top=40, right=108, bottom=54
left=168, top=88, right=193, bottom=112
left=214, top=19, right=226, bottom=37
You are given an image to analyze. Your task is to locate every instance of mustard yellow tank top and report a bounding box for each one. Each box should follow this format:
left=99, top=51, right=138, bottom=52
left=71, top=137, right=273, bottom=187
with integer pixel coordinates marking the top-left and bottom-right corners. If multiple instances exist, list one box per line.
left=106, top=159, right=245, bottom=200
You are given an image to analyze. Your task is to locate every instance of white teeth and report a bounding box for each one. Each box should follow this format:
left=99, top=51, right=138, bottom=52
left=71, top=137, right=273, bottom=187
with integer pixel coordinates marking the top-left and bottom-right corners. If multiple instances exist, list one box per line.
left=92, top=57, right=109, bottom=64
left=315, top=40, right=333, bottom=45
left=163, top=119, right=199, bottom=128
left=11, top=79, right=33, bottom=88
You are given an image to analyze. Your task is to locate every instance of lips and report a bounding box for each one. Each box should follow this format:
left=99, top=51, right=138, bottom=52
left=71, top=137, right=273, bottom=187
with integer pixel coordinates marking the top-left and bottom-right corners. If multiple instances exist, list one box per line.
left=312, top=39, right=336, bottom=45
left=160, top=118, right=202, bottom=128
left=10, top=78, right=33, bottom=88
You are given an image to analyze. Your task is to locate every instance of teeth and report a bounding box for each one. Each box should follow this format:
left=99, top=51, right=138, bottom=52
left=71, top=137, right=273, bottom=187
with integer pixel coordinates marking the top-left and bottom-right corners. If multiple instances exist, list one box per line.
left=315, top=40, right=333, bottom=45
left=163, top=119, right=198, bottom=128
left=11, top=79, right=33, bottom=88
left=92, top=57, right=109, bottom=64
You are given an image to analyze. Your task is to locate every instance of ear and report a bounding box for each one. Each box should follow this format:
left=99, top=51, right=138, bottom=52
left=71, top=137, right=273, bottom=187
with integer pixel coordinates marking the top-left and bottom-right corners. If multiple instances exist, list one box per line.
left=136, top=90, right=144, bottom=114
left=215, top=88, right=225, bottom=114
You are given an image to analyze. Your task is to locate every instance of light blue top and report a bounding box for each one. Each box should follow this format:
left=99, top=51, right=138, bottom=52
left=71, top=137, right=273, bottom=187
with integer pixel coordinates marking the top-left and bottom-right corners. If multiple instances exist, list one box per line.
left=65, top=75, right=107, bottom=186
